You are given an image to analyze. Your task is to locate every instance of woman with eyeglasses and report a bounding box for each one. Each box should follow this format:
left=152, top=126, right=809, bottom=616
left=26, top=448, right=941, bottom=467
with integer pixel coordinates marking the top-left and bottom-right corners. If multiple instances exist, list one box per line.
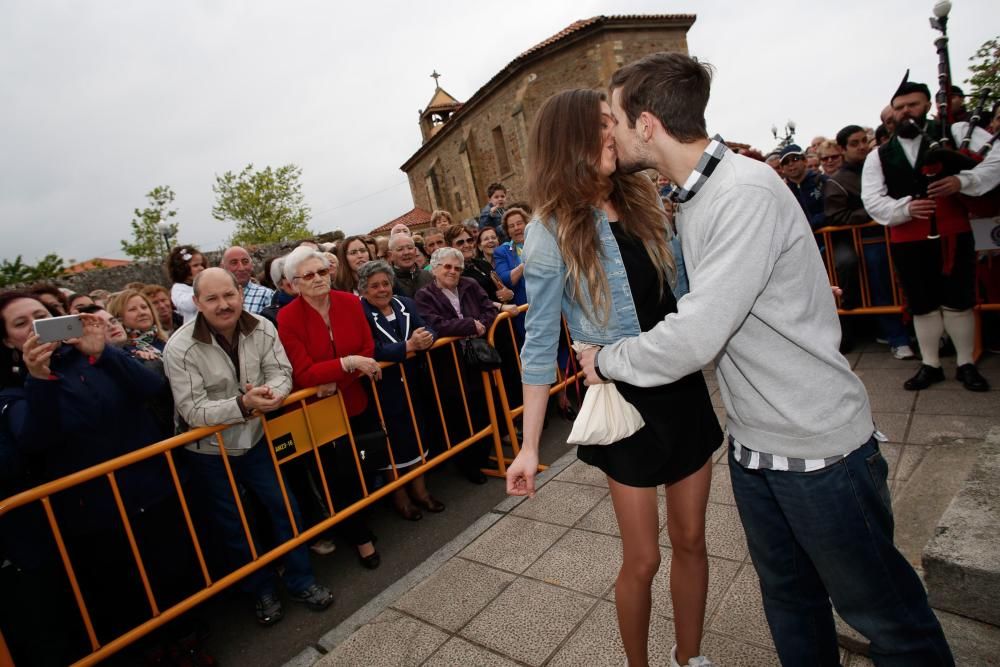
left=277, top=247, right=381, bottom=569
left=332, top=235, right=372, bottom=294
left=444, top=224, right=516, bottom=312
left=415, top=247, right=498, bottom=484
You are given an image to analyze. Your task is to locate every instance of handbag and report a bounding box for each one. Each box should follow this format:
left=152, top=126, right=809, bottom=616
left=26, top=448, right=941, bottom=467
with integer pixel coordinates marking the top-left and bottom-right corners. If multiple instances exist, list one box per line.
left=335, top=426, right=390, bottom=475
left=462, top=337, right=503, bottom=371
left=566, top=343, right=645, bottom=446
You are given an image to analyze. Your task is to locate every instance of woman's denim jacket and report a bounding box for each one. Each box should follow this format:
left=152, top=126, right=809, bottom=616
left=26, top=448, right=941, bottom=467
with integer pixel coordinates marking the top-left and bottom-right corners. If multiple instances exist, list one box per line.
left=520, top=208, right=687, bottom=386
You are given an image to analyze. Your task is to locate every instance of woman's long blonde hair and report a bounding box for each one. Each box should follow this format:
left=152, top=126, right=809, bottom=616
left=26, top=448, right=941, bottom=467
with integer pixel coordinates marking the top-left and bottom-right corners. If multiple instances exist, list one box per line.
left=526, top=89, right=674, bottom=324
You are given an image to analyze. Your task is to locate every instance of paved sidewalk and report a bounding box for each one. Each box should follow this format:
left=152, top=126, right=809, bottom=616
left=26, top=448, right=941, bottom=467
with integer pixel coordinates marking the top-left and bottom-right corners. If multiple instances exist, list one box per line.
left=287, top=347, right=999, bottom=667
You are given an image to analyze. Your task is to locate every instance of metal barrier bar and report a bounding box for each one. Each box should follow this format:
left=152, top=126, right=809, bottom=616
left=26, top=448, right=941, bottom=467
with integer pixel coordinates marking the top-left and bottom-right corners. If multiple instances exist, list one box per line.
left=106, top=471, right=159, bottom=617
left=163, top=449, right=212, bottom=587
left=215, top=432, right=259, bottom=561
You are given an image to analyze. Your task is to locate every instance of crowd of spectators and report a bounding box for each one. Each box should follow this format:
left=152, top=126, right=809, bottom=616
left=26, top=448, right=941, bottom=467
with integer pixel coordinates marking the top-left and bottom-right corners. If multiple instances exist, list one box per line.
left=0, top=206, right=557, bottom=665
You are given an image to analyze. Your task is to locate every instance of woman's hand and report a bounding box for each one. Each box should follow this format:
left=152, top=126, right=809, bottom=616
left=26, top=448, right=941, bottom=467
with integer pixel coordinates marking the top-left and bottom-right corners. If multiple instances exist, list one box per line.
left=510, top=264, right=525, bottom=285
left=506, top=448, right=539, bottom=497
left=500, top=304, right=519, bottom=315
left=496, top=287, right=514, bottom=302
left=353, top=355, right=383, bottom=381
left=473, top=320, right=486, bottom=337
left=21, top=333, right=57, bottom=380
left=133, top=348, right=159, bottom=361
left=67, top=313, right=106, bottom=358
left=406, top=327, right=434, bottom=352
left=316, top=382, right=338, bottom=398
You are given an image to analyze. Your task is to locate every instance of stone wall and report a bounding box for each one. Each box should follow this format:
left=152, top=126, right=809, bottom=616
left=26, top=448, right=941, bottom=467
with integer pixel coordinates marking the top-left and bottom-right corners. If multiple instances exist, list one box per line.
left=403, top=21, right=690, bottom=217
left=19, top=232, right=341, bottom=294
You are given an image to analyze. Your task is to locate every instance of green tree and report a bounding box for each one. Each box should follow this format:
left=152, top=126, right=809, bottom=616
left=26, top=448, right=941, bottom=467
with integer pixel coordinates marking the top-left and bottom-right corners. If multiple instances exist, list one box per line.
left=0, top=253, right=66, bottom=287
left=212, top=164, right=312, bottom=246
left=965, top=35, right=1000, bottom=104
left=120, top=185, right=179, bottom=261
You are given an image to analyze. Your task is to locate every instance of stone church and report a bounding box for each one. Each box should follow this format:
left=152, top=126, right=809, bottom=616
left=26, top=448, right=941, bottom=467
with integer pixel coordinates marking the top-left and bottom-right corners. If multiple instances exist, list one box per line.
left=395, top=14, right=695, bottom=229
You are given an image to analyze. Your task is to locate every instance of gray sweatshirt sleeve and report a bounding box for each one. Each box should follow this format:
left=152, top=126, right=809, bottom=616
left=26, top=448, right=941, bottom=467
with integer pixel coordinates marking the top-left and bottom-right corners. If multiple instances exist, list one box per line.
left=598, top=184, right=783, bottom=387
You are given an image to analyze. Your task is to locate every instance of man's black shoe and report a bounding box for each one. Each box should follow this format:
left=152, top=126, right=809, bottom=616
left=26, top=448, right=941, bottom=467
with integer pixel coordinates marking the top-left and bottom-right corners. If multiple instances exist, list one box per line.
left=903, top=364, right=945, bottom=391
left=956, top=364, right=990, bottom=392
left=255, top=593, right=283, bottom=625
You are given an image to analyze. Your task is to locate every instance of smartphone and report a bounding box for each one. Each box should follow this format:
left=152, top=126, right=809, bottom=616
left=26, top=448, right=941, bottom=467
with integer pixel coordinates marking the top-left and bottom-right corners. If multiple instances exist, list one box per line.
left=33, top=314, right=83, bottom=343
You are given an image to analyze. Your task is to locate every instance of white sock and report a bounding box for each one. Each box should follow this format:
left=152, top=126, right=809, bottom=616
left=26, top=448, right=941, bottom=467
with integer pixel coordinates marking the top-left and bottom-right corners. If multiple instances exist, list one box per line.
left=941, top=308, right=976, bottom=366
left=913, top=312, right=944, bottom=368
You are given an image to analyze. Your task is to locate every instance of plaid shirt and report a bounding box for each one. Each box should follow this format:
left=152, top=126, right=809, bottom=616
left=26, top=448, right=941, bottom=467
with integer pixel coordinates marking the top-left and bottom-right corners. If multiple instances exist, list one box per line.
left=668, top=134, right=729, bottom=204
left=242, top=282, right=275, bottom=315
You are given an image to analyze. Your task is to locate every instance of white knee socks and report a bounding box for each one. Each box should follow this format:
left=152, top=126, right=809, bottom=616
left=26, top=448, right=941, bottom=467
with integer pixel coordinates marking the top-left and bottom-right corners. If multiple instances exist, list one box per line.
left=913, top=312, right=944, bottom=368
left=942, top=308, right=976, bottom=366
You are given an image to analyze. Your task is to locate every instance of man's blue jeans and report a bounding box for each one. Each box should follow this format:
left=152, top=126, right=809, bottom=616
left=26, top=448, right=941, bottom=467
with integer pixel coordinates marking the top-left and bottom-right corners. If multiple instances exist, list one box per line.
left=729, top=438, right=953, bottom=666
left=864, top=241, right=910, bottom=348
left=186, top=441, right=315, bottom=597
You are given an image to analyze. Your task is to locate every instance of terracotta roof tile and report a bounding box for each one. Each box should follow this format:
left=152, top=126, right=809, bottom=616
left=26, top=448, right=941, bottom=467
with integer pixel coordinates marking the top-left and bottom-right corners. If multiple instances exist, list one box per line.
left=369, top=206, right=433, bottom=235
left=64, top=258, right=132, bottom=274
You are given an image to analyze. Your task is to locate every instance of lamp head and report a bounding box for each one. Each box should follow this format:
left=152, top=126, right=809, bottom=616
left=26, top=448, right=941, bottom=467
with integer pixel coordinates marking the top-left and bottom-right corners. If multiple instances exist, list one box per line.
left=932, top=0, right=951, bottom=18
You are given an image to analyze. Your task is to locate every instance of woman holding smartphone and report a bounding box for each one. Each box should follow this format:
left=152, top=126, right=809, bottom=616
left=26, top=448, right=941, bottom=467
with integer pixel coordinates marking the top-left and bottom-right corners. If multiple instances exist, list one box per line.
left=505, top=90, right=722, bottom=667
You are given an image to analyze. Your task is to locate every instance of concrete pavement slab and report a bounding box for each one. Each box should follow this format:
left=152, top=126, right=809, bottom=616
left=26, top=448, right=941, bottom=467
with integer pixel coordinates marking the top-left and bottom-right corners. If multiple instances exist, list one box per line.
left=915, top=388, right=1000, bottom=416
left=313, top=609, right=447, bottom=667
left=708, top=461, right=735, bottom=505
left=422, top=637, right=521, bottom=667
left=511, top=479, right=608, bottom=526
left=907, top=413, right=997, bottom=444
left=555, top=459, right=610, bottom=487
left=525, top=528, right=623, bottom=597
left=459, top=514, right=567, bottom=574
left=459, top=577, right=594, bottom=666
left=709, top=563, right=776, bottom=651
left=576, top=494, right=667, bottom=537
left=392, top=558, right=515, bottom=632
left=700, top=631, right=781, bottom=666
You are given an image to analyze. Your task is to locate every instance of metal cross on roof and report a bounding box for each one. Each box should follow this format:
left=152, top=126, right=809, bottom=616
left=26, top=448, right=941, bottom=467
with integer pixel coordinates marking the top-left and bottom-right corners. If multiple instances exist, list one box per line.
left=430, top=70, right=441, bottom=87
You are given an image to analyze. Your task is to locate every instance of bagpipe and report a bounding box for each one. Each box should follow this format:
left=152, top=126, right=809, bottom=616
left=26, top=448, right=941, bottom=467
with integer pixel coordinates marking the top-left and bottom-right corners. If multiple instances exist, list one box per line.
left=923, top=0, right=998, bottom=219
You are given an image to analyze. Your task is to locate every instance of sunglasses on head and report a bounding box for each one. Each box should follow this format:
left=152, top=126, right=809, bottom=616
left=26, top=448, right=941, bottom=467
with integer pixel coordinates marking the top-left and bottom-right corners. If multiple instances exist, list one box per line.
left=293, top=268, right=331, bottom=282
left=454, top=238, right=473, bottom=246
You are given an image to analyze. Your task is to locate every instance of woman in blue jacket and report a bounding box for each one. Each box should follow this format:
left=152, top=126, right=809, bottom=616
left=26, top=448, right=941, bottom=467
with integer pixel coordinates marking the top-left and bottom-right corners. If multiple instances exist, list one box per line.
left=358, top=261, right=445, bottom=520
left=504, top=90, right=722, bottom=667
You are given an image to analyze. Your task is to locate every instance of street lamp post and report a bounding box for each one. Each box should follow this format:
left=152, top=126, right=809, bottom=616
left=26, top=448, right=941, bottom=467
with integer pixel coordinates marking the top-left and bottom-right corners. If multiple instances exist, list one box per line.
left=155, top=220, right=173, bottom=257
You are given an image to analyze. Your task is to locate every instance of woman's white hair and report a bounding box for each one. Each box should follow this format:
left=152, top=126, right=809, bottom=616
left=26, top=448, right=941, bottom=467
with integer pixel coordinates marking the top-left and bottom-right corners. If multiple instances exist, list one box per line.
left=269, top=256, right=287, bottom=288
left=283, top=246, right=329, bottom=283
left=429, top=246, right=464, bottom=269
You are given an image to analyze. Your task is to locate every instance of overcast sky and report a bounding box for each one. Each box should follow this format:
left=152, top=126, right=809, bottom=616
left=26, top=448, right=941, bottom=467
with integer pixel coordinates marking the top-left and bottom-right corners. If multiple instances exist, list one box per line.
left=2, top=0, right=997, bottom=265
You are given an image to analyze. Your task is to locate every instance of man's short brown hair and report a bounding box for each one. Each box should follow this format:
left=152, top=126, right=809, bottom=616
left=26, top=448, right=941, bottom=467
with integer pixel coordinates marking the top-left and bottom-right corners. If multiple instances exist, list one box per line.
left=609, top=52, right=713, bottom=143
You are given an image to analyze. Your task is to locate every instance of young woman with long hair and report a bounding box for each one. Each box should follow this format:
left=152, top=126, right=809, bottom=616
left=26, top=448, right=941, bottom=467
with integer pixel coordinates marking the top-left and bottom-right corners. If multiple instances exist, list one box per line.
left=505, top=89, right=722, bottom=667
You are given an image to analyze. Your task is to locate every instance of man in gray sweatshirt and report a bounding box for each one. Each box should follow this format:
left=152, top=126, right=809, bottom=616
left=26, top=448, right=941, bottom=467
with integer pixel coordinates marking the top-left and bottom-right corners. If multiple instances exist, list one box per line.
left=579, top=52, right=953, bottom=665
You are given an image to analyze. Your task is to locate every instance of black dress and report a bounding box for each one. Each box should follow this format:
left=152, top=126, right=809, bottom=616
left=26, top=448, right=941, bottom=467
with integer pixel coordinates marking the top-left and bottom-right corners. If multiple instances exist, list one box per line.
left=577, top=222, right=723, bottom=487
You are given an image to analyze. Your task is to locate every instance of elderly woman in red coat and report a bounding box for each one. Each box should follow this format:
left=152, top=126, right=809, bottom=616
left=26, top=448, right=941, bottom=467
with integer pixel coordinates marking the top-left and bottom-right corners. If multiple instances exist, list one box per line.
left=277, top=246, right=382, bottom=569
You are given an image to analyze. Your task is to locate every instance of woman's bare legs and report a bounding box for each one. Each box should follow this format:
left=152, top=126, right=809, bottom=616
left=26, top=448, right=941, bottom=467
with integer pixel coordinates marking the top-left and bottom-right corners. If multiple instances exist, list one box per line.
left=665, top=460, right=712, bottom=664
left=608, top=477, right=661, bottom=667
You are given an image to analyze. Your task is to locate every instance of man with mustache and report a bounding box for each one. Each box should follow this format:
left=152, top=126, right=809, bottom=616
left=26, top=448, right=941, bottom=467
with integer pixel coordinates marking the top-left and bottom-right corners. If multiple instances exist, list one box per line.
left=861, top=76, right=992, bottom=391
left=163, top=267, right=334, bottom=626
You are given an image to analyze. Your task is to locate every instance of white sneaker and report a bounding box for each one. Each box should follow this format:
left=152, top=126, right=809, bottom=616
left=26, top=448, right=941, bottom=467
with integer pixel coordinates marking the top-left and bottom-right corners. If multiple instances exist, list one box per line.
left=891, top=344, right=916, bottom=360
left=671, top=645, right=715, bottom=667
left=875, top=337, right=889, bottom=345
left=309, top=538, right=337, bottom=555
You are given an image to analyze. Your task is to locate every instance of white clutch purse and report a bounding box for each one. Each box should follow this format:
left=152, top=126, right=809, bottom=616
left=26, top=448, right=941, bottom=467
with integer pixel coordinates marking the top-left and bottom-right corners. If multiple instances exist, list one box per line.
left=566, top=343, right=645, bottom=446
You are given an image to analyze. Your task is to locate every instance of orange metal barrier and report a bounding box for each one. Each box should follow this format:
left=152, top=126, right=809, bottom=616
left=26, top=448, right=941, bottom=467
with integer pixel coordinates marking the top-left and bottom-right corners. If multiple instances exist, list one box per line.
left=813, top=220, right=999, bottom=357
left=0, top=331, right=532, bottom=667
left=486, top=305, right=585, bottom=457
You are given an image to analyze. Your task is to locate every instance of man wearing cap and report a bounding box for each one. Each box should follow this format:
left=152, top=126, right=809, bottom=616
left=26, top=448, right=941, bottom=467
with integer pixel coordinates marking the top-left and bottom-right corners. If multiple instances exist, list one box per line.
left=780, top=144, right=828, bottom=230
left=861, top=76, right=991, bottom=391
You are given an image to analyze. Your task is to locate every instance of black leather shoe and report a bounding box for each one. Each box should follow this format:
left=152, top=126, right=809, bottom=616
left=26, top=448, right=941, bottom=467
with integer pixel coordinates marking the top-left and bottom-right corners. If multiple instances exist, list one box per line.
left=903, top=364, right=945, bottom=391
left=956, top=364, right=990, bottom=392
left=358, top=549, right=381, bottom=570
left=414, top=495, right=446, bottom=513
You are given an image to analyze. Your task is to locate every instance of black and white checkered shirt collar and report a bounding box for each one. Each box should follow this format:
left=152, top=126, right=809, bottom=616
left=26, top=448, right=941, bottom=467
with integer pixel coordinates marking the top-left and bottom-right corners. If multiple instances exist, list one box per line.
left=668, top=134, right=729, bottom=204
